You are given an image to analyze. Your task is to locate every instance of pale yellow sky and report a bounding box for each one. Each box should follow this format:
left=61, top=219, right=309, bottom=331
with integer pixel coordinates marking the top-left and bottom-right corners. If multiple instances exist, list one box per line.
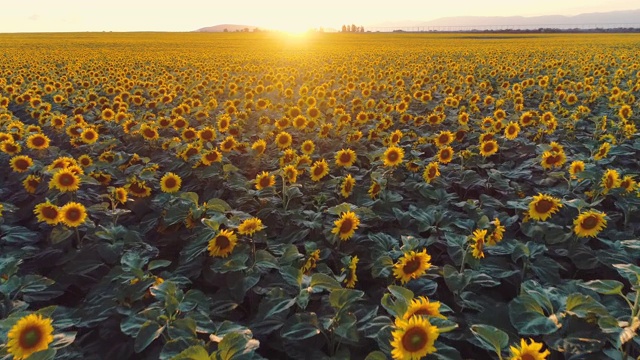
left=1, top=0, right=638, bottom=33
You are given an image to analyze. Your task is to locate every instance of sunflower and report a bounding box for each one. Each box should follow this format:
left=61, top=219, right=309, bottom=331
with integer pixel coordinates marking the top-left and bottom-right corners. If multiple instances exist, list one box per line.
left=368, top=180, right=381, bottom=199
left=471, top=229, right=487, bottom=259
left=101, top=108, right=115, bottom=121
left=219, top=136, right=237, bottom=152
left=343, top=255, right=359, bottom=288
left=620, top=175, right=637, bottom=193
left=479, top=140, right=499, bottom=157
left=198, top=127, right=217, bottom=142
left=292, top=115, right=307, bottom=130
left=217, top=114, right=231, bottom=132
left=26, top=133, right=50, bottom=150
left=390, top=315, right=439, bottom=360
left=593, top=142, right=611, bottom=161
left=255, top=171, right=275, bottom=190
left=114, top=187, right=128, bottom=204
left=10, top=155, right=33, bottom=173
left=300, top=140, right=315, bottom=155
left=383, top=145, right=405, bottom=167
left=332, top=211, right=360, bottom=241
left=479, top=132, right=495, bottom=143
left=275, top=131, right=293, bottom=150
left=80, top=128, right=99, bottom=144
left=77, top=154, right=93, bottom=168
left=59, top=202, right=87, bottom=227
left=619, top=104, right=632, bottom=120
left=389, top=130, right=403, bottom=144
left=251, top=139, right=267, bottom=155
left=140, top=124, right=159, bottom=141
left=201, top=149, right=223, bottom=165
left=393, top=249, right=431, bottom=284
left=335, top=148, right=357, bottom=167
left=340, top=174, right=355, bottom=198
left=127, top=179, right=152, bottom=198
left=6, top=313, right=54, bottom=360
left=422, top=162, right=440, bottom=184
left=1, top=141, right=21, bottom=155
left=34, top=201, right=61, bottom=225
left=207, top=229, right=238, bottom=258
left=160, top=172, right=182, bottom=193
left=509, top=338, right=550, bottom=360
left=90, top=171, right=112, bottom=186
left=528, top=194, right=563, bottom=221
left=601, top=169, right=621, bottom=193
left=488, top=217, right=506, bottom=245
left=237, top=217, right=264, bottom=236
left=437, top=146, right=454, bottom=164
left=540, top=151, right=566, bottom=170
left=569, top=160, right=585, bottom=179
left=302, top=249, right=321, bottom=274
left=504, top=122, right=520, bottom=140
left=433, top=131, right=453, bottom=147
left=403, top=296, right=446, bottom=320
left=310, top=158, right=329, bottom=182
left=49, top=168, right=81, bottom=192
left=573, top=210, right=607, bottom=238
left=23, top=174, right=41, bottom=194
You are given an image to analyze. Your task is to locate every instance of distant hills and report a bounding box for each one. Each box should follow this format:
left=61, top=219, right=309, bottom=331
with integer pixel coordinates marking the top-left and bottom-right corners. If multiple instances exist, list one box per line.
left=370, top=9, right=640, bottom=30
left=195, top=24, right=257, bottom=33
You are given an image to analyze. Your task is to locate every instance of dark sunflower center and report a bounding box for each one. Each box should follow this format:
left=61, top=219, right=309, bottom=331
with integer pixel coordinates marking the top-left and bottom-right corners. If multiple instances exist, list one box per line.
left=16, top=159, right=30, bottom=170
left=401, top=326, right=429, bottom=353
left=534, top=199, right=554, bottom=214
left=313, top=165, right=325, bottom=176
left=165, top=177, right=177, bottom=188
left=439, top=135, right=448, bottom=144
left=186, top=148, right=199, bottom=156
left=84, top=131, right=95, bottom=139
left=483, top=143, right=494, bottom=152
left=66, top=208, right=81, bottom=221
left=201, top=131, right=213, bottom=140
left=185, top=131, right=195, bottom=138
left=340, top=153, right=352, bottom=164
left=339, top=218, right=353, bottom=234
left=60, top=173, right=75, bottom=186
left=279, top=136, right=288, bottom=144
left=441, top=150, right=451, bottom=160
left=344, top=181, right=352, bottom=192
left=582, top=215, right=599, bottom=230
left=392, top=135, right=400, bottom=143
left=216, top=236, right=230, bottom=250
left=144, top=129, right=156, bottom=138
left=42, top=206, right=59, bottom=220
left=521, top=354, right=535, bottom=360
left=28, top=179, right=39, bottom=188
left=32, top=136, right=45, bottom=146
left=207, top=152, right=219, bottom=162
left=259, top=176, right=271, bottom=188
left=605, top=175, right=615, bottom=188
left=403, top=258, right=421, bottom=275
left=547, top=155, right=559, bottom=164
left=413, top=308, right=434, bottom=316
left=387, top=151, right=399, bottom=162
left=19, top=326, right=42, bottom=349
left=428, top=167, right=436, bottom=177
left=508, top=126, right=516, bottom=134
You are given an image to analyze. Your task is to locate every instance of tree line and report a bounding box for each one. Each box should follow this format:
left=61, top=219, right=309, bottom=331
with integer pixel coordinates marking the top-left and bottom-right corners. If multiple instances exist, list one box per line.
left=341, top=24, right=365, bottom=33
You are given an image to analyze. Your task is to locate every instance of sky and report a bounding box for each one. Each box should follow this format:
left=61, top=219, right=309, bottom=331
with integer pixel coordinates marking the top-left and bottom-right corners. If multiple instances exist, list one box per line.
left=1, top=0, right=638, bottom=33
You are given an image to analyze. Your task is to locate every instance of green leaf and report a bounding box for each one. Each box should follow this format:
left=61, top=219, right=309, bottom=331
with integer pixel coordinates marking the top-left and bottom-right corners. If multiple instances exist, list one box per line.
left=364, top=351, right=388, bottom=360
left=148, top=260, right=172, bottom=270
left=134, top=321, right=165, bottom=353
left=329, top=288, right=364, bottom=310
left=310, top=273, right=342, bottom=291
left=470, top=324, right=509, bottom=353
left=579, top=280, right=624, bottom=295
left=24, top=349, right=57, bottom=360
left=170, top=345, right=210, bottom=360
left=509, top=293, right=560, bottom=336
left=564, top=293, right=608, bottom=318
left=217, top=332, right=251, bottom=360
left=281, top=314, right=321, bottom=340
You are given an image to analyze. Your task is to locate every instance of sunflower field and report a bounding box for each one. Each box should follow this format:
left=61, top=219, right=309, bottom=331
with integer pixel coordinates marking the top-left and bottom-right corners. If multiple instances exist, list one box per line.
left=0, top=32, right=640, bottom=360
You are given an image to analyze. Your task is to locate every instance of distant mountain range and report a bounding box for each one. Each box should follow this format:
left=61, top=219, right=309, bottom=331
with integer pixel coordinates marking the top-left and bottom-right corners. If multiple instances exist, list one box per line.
left=369, top=9, right=640, bottom=29
left=195, top=24, right=257, bottom=32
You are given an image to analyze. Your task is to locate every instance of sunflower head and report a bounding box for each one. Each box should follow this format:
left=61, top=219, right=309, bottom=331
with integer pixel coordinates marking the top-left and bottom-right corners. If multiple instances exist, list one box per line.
left=255, top=171, right=275, bottom=190
left=390, top=315, right=439, bottom=360
left=207, top=229, right=238, bottom=258
left=238, top=217, right=264, bottom=236
left=331, top=211, right=360, bottom=241
left=528, top=194, right=563, bottom=221
left=403, top=296, right=446, bottom=320
left=573, top=210, right=607, bottom=238
left=601, top=169, right=621, bottom=192
left=335, top=148, right=357, bottom=167
left=383, top=145, right=405, bottom=167
left=569, top=160, right=585, bottom=179
left=437, top=146, right=454, bottom=164
left=340, top=174, right=356, bottom=198
left=34, top=201, right=61, bottom=225
left=310, top=159, right=329, bottom=182
left=60, top=202, right=87, bottom=227
left=7, top=313, right=54, bottom=360
left=343, top=255, right=359, bottom=288
left=423, top=162, right=440, bottom=184
left=509, top=338, right=550, bottom=360
left=393, top=249, right=431, bottom=284
left=10, top=155, right=33, bottom=173
left=504, top=122, right=520, bottom=140
left=479, top=140, right=499, bottom=157
left=160, top=172, right=182, bottom=193
left=49, top=168, right=81, bottom=192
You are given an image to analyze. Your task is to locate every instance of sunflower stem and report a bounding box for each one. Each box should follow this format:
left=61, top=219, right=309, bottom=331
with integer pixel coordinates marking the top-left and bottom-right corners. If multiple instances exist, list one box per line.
left=75, top=228, right=82, bottom=248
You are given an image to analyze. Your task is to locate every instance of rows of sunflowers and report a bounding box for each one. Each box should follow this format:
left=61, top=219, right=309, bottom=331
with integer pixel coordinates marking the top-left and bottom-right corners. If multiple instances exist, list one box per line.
left=1, top=32, right=640, bottom=359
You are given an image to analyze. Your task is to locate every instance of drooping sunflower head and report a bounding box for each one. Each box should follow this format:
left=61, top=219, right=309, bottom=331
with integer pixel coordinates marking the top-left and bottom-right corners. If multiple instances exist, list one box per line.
left=569, top=160, right=585, bottom=179
left=342, top=255, right=359, bottom=288
left=403, top=296, right=446, bottom=320
left=331, top=211, right=360, bottom=241
left=573, top=210, right=607, bottom=238
left=207, top=229, right=238, bottom=258
left=6, top=313, right=55, bottom=360
left=59, top=202, right=87, bottom=227
left=237, top=217, right=264, bottom=236
left=393, top=249, right=431, bottom=284
left=383, top=145, right=405, bottom=167
left=509, top=338, right=550, bottom=360
left=113, top=187, right=128, bottom=204
left=471, top=229, right=487, bottom=259
left=593, top=142, right=611, bottom=161
left=335, top=148, right=357, bottom=167
left=340, top=174, right=356, bottom=198
left=368, top=180, right=381, bottom=199
left=127, top=179, right=151, bottom=198
left=310, top=158, right=329, bottom=182
left=620, top=175, right=637, bottom=193
left=160, top=172, right=182, bottom=193
left=423, top=162, right=440, bottom=184
left=251, top=139, right=267, bottom=156
left=390, top=315, right=439, bottom=360
left=23, top=174, right=41, bottom=194
left=528, top=194, right=563, bottom=221
left=601, top=169, right=621, bottom=192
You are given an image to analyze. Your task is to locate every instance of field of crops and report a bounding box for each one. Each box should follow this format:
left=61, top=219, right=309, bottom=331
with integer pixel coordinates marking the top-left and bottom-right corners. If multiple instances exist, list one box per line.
left=0, top=32, right=639, bottom=359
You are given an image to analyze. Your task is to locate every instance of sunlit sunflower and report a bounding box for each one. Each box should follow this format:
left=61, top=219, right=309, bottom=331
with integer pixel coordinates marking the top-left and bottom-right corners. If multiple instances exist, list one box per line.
left=335, top=148, right=357, bottom=167
left=77, top=154, right=93, bottom=168
left=201, top=149, right=223, bottom=165
left=509, top=338, right=550, bottom=360
left=255, top=171, right=275, bottom=190
left=504, top=122, right=520, bottom=140
left=219, top=136, right=237, bottom=152
left=340, top=174, right=356, bottom=198
left=160, top=172, right=182, bottom=193
left=80, top=128, right=99, bottom=144
left=437, top=146, right=454, bottom=164
left=434, top=130, right=454, bottom=147
left=343, top=255, right=359, bottom=288
left=237, top=217, right=264, bottom=236
left=1, top=141, right=21, bottom=155
left=127, top=179, right=152, bottom=198
left=601, top=169, right=621, bottom=193
left=10, top=155, right=33, bottom=173
left=393, top=249, right=431, bottom=284
left=140, top=124, right=159, bottom=141
left=251, top=139, right=267, bottom=156
left=310, top=158, right=329, bottom=182
left=49, top=168, right=81, bottom=192
left=275, top=131, right=293, bottom=150
left=59, top=202, right=87, bottom=227
left=207, top=229, right=238, bottom=258
left=593, top=142, right=611, bottom=161
left=6, top=313, right=54, bottom=360
left=569, top=160, right=585, bottom=179
left=422, top=162, right=440, bottom=184
left=390, top=315, right=439, bottom=360
left=23, top=174, right=41, bottom=194
left=300, top=140, right=315, bottom=155
left=368, top=180, right=381, bottom=199
left=302, top=249, right=321, bottom=274
left=573, top=210, right=607, bottom=238
left=34, top=201, right=61, bottom=225
left=383, top=145, right=405, bottom=167
left=113, top=187, right=128, bottom=204
left=479, top=140, right=498, bottom=157
left=540, top=151, right=566, bottom=170
left=332, top=211, right=360, bottom=241
left=403, top=296, right=446, bottom=320
left=620, top=175, right=637, bottom=193
left=528, top=194, right=563, bottom=221
left=488, top=217, right=505, bottom=245
left=389, top=129, right=403, bottom=145
left=281, top=164, right=297, bottom=184
left=471, top=229, right=487, bottom=259
left=25, top=133, right=50, bottom=150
